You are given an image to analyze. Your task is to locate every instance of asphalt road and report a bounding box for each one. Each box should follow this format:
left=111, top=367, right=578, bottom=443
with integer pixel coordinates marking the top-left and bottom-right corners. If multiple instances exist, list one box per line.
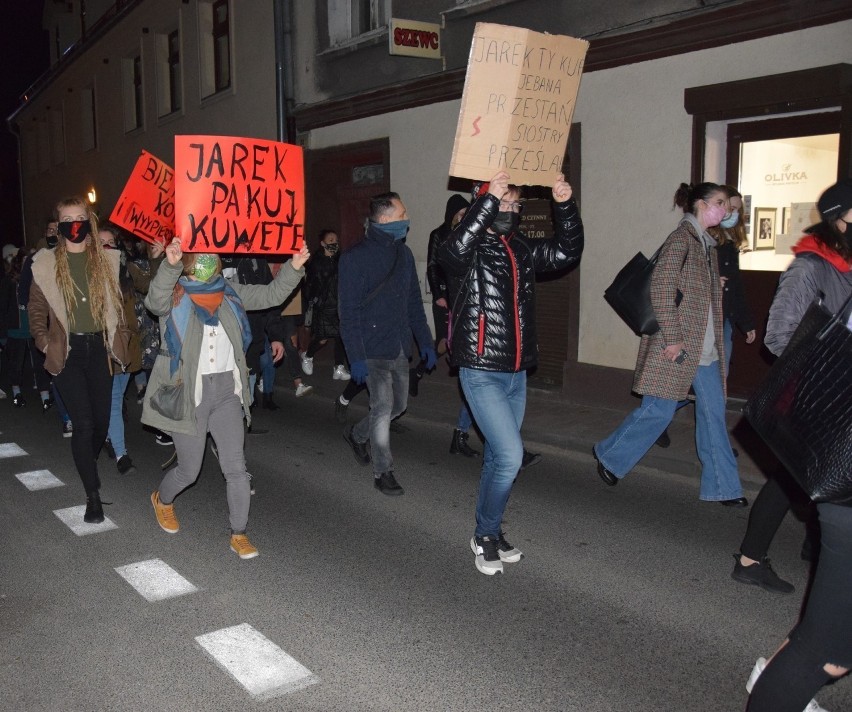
left=1, top=384, right=849, bottom=712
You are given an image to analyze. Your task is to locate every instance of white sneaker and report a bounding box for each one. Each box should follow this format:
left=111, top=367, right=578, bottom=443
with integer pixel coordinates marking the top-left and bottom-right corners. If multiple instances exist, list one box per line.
left=295, top=383, right=313, bottom=397
left=470, top=536, right=503, bottom=576
left=746, top=656, right=830, bottom=711
left=333, top=365, right=351, bottom=381
left=300, top=352, right=314, bottom=375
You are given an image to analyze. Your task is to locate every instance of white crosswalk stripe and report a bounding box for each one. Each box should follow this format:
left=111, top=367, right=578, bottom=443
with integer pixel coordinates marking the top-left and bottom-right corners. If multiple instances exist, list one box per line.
left=15, top=469, right=64, bottom=490
left=195, top=623, right=319, bottom=699
left=53, top=505, right=118, bottom=535
left=0, top=443, right=28, bottom=458
left=114, top=559, right=199, bottom=601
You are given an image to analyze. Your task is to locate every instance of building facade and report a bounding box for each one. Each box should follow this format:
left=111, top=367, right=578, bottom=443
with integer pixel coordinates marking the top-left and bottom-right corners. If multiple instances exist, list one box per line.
left=9, top=0, right=852, bottom=403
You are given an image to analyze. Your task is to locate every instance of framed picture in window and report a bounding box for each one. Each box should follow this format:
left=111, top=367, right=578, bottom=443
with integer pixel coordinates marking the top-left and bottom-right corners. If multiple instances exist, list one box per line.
left=754, top=207, right=777, bottom=251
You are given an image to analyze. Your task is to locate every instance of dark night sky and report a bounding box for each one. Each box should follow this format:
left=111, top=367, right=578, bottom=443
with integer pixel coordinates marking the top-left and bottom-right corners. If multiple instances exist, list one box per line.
left=1, top=4, right=50, bottom=247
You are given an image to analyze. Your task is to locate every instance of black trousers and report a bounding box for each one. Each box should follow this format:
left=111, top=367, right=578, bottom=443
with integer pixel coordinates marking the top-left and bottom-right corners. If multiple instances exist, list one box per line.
left=748, top=502, right=852, bottom=711
left=739, top=468, right=817, bottom=561
left=4, top=337, right=50, bottom=392
left=306, top=336, right=347, bottom=366
left=53, top=334, right=112, bottom=494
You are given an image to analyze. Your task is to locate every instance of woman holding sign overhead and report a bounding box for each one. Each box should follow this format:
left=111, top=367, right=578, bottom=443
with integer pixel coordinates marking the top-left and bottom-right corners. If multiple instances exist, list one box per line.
left=144, top=237, right=309, bottom=559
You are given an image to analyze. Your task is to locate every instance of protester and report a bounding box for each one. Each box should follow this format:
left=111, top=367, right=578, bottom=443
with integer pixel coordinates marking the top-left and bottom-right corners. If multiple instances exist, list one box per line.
left=438, top=170, right=584, bottom=575
left=29, top=196, right=128, bottom=523
left=338, top=191, right=436, bottom=496
left=301, top=229, right=349, bottom=381
left=733, top=179, right=852, bottom=597
left=593, top=182, right=747, bottom=506
left=98, top=225, right=142, bottom=475
left=744, top=188, right=852, bottom=709
left=145, top=238, right=308, bottom=559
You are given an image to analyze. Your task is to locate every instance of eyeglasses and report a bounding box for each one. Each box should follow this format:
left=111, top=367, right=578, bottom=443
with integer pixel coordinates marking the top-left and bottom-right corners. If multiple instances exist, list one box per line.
left=499, top=200, right=525, bottom=213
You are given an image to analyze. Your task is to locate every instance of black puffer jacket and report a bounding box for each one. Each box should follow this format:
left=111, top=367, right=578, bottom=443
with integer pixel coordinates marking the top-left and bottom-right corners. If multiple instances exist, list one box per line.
left=437, top=193, right=584, bottom=372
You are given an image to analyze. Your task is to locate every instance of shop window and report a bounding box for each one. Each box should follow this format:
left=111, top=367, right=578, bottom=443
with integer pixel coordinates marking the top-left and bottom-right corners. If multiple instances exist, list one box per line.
left=156, top=29, right=182, bottom=117
left=327, top=0, right=387, bottom=47
left=199, top=0, right=231, bottom=98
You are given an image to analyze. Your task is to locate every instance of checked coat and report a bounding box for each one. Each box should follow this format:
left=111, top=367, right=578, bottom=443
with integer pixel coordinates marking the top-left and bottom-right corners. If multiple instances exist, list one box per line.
left=632, top=218, right=726, bottom=401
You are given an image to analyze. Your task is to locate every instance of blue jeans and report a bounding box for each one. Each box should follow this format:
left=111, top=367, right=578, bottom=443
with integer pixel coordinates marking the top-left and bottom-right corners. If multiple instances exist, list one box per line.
left=259, top=337, right=275, bottom=393
left=352, top=349, right=409, bottom=475
left=594, top=363, right=742, bottom=501
left=723, top=318, right=733, bottom=380
left=460, top=368, right=526, bottom=538
left=108, top=372, right=131, bottom=457
left=457, top=401, right=473, bottom=431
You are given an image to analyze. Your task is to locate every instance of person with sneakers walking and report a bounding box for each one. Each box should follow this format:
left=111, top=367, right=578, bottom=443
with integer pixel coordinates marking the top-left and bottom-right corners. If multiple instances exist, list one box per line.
left=438, top=171, right=584, bottom=575
left=29, top=196, right=130, bottom=524
left=302, top=229, right=350, bottom=381
left=733, top=179, right=852, bottom=597
left=593, top=182, right=747, bottom=506
left=338, top=191, right=436, bottom=496
left=428, top=194, right=479, bottom=459
left=145, top=238, right=309, bottom=559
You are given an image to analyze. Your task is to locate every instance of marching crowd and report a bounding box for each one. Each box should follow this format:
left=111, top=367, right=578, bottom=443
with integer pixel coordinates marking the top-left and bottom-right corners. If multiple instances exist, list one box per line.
left=1, top=174, right=851, bottom=711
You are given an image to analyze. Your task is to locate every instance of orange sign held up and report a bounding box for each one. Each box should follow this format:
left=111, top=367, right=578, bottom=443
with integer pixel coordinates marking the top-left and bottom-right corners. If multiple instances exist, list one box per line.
left=175, top=135, right=305, bottom=254
left=109, top=150, right=175, bottom=244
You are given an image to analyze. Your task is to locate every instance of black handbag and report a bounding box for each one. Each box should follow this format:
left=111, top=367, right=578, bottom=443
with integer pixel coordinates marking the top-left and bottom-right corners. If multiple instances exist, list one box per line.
left=744, top=294, right=852, bottom=504
left=149, top=380, right=185, bottom=420
left=604, top=247, right=663, bottom=336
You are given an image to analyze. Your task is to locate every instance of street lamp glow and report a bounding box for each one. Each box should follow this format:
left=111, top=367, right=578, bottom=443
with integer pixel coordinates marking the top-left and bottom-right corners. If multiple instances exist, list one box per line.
left=86, top=187, right=97, bottom=204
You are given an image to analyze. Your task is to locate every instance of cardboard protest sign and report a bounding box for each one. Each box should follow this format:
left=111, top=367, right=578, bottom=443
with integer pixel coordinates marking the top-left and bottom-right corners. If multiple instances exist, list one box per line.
left=109, top=150, right=175, bottom=244
left=175, top=135, right=304, bottom=254
left=449, top=23, right=588, bottom=187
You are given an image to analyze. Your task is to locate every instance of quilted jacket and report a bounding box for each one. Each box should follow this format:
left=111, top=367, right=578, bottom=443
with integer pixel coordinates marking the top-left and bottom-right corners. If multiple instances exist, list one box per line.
left=437, top=193, right=584, bottom=372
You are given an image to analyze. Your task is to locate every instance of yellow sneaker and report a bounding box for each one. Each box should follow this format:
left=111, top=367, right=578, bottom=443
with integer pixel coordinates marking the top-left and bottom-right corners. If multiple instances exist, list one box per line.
left=151, top=491, right=179, bottom=533
left=230, top=533, right=258, bottom=559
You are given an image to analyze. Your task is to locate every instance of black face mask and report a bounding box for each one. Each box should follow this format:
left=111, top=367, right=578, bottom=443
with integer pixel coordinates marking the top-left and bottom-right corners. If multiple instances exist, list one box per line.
left=58, top=220, right=92, bottom=244
left=490, top=211, right=520, bottom=236
left=324, top=242, right=339, bottom=254
left=46, top=234, right=58, bottom=249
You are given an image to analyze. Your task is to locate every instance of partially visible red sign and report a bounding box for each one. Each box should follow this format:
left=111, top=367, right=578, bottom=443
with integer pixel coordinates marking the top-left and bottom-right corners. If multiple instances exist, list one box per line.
left=175, top=135, right=305, bottom=254
left=109, top=150, right=175, bottom=244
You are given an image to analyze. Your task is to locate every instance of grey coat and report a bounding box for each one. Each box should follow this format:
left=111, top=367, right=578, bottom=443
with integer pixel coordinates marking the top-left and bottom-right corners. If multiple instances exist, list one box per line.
left=140, top=258, right=305, bottom=435
left=765, top=250, right=852, bottom=357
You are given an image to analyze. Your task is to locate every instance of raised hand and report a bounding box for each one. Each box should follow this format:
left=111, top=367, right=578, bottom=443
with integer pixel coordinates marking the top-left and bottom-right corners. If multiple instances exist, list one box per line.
left=165, top=237, right=183, bottom=266
left=552, top=173, right=572, bottom=203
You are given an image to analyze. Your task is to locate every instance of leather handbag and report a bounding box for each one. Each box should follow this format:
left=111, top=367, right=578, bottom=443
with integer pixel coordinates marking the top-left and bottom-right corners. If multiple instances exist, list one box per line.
left=604, top=247, right=663, bottom=336
left=744, top=294, right=852, bottom=504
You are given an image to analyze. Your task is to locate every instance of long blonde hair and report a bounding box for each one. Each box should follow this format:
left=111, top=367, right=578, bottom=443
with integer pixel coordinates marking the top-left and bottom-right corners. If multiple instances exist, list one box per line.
left=54, top=197, right=124, bottom=333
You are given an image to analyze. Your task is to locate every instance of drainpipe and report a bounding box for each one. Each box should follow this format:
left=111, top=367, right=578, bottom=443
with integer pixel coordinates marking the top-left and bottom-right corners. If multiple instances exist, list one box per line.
left=273, top=0, right=295, bottom=143
left=7, top=119, right=27, bottom=249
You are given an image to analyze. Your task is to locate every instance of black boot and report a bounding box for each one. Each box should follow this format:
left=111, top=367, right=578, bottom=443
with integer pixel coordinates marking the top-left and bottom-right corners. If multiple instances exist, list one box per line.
left=84, top=491, right=104, bottom=524
left=450, top=428, right=479, bottom=457
left=262, top=393, right=279, bottom=411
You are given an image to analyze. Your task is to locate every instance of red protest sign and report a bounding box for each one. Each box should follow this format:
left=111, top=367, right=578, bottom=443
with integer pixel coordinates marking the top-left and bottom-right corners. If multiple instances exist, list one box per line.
left=109, top=150, right=175, bottom=244
left=175, top=135, right=304, bottom=254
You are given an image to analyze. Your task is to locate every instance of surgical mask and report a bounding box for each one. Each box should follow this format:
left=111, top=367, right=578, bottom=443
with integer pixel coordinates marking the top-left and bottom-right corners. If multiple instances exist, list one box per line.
left=323, top=242, right=339, bottom=254
left=491, top=211, right=520, bottom=235
left=720, top=209, right=739, bottom=229
left=191, top=253, right=219, bottom=282
left=702, top=202, right=727, bottom=228
left=377, top=220, right=410, bottom=241
left=58, top=220, right=91, bottom=244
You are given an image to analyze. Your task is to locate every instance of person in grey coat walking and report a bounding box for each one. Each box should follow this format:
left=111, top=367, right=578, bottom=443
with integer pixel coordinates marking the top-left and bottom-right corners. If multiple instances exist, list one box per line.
left=145, top=237, right=309, bottom=559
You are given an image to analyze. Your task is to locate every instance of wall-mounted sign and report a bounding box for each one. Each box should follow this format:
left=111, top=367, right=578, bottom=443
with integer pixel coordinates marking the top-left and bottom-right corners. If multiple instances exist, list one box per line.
left=389, top=18, right=442, bottom=60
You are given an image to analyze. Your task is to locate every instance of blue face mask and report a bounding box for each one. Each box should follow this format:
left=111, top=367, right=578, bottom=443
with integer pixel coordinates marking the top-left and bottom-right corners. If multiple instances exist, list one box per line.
left=719, top=209, right=739, bottom=229
left=377, top=219, right=410, bottom=241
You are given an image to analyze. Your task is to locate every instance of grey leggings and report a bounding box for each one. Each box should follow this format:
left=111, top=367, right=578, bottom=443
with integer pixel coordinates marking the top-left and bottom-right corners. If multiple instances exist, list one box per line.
left=158, top=372, right=251, bottom=533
